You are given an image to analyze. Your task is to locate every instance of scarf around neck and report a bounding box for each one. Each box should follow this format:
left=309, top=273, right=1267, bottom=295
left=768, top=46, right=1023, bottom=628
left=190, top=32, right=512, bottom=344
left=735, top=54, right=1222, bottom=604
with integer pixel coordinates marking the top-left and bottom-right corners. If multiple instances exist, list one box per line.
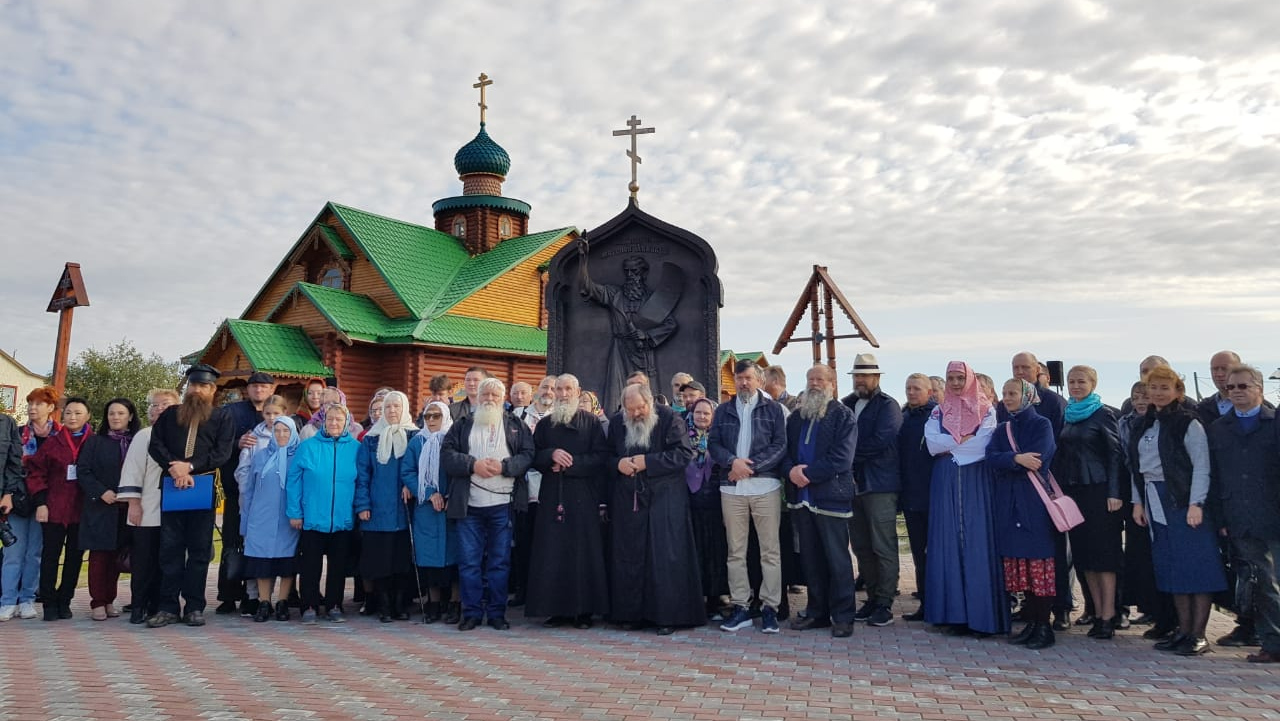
left=1065, top=392, right=1103, bottom=423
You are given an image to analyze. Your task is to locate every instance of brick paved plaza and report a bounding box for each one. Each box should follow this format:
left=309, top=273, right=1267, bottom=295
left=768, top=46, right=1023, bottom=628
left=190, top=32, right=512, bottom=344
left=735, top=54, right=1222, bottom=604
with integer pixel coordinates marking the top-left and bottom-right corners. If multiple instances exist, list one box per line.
left=1, top=562, right=1277, bottom=721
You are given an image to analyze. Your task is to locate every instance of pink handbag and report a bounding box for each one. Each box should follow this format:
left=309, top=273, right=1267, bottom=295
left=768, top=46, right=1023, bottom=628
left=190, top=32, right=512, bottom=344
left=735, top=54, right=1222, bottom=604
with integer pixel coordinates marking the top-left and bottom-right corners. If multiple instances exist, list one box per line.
left=1006, top=423, right=1084, bottom=532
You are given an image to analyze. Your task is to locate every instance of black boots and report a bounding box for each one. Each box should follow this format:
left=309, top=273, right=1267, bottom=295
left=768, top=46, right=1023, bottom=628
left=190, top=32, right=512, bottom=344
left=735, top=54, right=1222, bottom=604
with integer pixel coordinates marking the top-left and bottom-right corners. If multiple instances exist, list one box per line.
left=442, top=601, right=461, bottom=625
left=1025, top=623, right=1056, bottom=650
left=422, top=601, right=441, bottom=624
left=377, top=593, right=393, bottom=623
left=1009, top=622, right=1038, bottom=645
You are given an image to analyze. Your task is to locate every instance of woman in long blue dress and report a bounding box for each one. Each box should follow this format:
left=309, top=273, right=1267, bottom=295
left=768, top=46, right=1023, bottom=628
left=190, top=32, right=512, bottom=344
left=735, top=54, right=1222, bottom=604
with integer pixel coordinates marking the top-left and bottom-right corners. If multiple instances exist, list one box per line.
left=401, top=400, right=460, bottom=624
left=923, top=361, right=1008, bottom=636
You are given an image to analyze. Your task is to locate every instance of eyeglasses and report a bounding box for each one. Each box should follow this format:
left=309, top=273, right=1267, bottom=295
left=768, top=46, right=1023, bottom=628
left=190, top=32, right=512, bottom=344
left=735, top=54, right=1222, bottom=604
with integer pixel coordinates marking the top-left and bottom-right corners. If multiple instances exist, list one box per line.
left=1224, top=383, right=1256, bottom=391
left=424, top=413, right=444, bottom=419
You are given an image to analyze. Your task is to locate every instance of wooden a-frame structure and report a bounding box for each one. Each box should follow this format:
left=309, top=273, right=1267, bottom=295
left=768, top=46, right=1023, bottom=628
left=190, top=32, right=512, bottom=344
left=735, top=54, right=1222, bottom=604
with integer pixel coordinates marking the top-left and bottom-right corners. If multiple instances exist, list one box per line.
left=772, top=265, right=878, bottom=392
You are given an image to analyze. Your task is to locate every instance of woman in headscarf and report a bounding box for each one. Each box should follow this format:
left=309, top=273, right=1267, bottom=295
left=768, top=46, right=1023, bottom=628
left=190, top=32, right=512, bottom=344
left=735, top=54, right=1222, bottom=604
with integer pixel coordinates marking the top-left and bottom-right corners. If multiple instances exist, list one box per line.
left=579, top=390, right=609, bottom=434
left=77, top=398, right=142, bottom=621
left=923, top=361, right=1008, bottom=636
left=1130, top=366, right=1226, bottom=656
left=685, top=397, right=728, bottom=620
left=355, top=390, right=418, bottom=622
left=241, top=416, right=301, bottom=622
left=987, top=379, right=1059, bottom=649
left=299, top=386, right=363, bottom=441
left=401, top=400, right=459, bottom=624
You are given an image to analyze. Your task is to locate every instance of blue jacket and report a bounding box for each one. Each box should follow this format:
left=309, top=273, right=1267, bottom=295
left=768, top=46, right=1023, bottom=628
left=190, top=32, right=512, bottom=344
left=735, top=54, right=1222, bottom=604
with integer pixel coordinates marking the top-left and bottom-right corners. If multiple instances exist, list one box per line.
left=781, top=401, right=858, bottom=514
left=286, top=431, right=359, bottom=533
left=401, top=431, right=458, bottom=568
left=987, top=406, right=1058, bottom=559
left=841, top=388, right=902, bottom=494
left=708, top=390, right=787, bottom=484
left=354, top=431, right=417, bottom=532
left=241, top=440, right=300, bottom=559
left=898, top=401, right=937, bottom=512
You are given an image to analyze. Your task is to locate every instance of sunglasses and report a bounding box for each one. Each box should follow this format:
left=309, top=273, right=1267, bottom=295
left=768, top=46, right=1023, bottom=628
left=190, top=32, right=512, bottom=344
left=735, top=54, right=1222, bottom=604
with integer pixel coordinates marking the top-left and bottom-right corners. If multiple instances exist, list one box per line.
left=1223, top=384, right=1255, bottom=391
left=424, top=413, right=444, bottom=419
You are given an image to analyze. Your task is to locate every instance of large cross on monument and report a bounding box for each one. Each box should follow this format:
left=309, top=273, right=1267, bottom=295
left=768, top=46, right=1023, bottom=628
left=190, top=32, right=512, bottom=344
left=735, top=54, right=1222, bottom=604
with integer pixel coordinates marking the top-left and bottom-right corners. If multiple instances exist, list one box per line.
left=46, top=262, right=91, bottom=395
left=612, top=114, right=655, bottom=202
left=473, top=72, right=493, bottom=124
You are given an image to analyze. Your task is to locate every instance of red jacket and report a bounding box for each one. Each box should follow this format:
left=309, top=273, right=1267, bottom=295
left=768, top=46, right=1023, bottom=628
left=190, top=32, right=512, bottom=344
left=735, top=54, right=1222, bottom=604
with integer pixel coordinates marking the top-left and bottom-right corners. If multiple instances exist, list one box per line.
left=26, top=427, right=92, bottom=525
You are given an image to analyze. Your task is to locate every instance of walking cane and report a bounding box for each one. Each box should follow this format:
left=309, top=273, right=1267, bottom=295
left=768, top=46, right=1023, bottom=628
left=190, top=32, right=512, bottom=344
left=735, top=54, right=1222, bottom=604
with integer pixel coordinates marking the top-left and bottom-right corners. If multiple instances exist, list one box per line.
left=404, top=496, right=429, bottom=624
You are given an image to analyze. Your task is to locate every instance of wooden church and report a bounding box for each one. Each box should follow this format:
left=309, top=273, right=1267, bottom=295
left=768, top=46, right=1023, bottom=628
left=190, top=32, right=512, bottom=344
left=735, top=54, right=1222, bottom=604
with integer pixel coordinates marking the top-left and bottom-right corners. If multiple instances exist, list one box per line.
left=187, top=77, right=575, bottom=411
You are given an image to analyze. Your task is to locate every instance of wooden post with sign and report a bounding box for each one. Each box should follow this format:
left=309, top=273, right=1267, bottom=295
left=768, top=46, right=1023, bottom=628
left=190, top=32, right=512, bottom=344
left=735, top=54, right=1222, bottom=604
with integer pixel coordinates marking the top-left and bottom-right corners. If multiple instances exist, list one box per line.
left=46, top=262, right=91, bottom=395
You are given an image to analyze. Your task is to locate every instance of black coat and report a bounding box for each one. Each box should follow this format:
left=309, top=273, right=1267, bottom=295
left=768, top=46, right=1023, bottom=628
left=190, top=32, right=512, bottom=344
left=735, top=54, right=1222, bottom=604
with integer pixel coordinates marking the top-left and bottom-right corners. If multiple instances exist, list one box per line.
left=1208, top=406, right=1280, bottom=540
left=897, top=401, right=937, bottom=512
left=0, top=414, right=23, bottom=497
left=442, top=412, right=534, bottom=520
left=77, top=434, right=129, bottom=551
left=1053, top=407, right=1123, bottom=498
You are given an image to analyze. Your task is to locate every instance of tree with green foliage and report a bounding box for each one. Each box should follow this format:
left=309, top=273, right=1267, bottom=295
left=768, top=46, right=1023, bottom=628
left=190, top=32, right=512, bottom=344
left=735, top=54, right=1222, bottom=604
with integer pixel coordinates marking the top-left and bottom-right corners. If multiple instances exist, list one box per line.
left=64, top=339, right=184, bottom=422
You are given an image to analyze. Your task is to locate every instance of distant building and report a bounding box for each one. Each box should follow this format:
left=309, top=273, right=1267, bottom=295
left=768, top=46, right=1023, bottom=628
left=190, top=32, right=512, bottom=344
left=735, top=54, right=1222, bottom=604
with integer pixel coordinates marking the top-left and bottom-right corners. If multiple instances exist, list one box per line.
left=0, top=349, right=47, bottom=418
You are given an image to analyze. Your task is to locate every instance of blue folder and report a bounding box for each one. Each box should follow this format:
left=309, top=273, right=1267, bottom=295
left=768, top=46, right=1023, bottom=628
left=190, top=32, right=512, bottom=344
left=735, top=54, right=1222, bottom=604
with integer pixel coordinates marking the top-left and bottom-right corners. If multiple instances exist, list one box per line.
left=161, top=473, right=216, bottom=512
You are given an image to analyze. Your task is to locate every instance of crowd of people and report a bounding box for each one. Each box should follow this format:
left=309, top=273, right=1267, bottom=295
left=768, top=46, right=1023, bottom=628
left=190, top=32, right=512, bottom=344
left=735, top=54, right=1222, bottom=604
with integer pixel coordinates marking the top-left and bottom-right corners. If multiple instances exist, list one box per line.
left=0, top=349, right=1276, bottom=664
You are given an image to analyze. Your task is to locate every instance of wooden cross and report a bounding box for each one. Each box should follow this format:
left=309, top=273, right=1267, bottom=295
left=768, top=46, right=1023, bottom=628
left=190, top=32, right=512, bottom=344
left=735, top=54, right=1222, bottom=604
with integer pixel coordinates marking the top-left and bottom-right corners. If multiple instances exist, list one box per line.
left=473, top=73, right=493, bottom=124
left=612, top=114, right=655, bottom=200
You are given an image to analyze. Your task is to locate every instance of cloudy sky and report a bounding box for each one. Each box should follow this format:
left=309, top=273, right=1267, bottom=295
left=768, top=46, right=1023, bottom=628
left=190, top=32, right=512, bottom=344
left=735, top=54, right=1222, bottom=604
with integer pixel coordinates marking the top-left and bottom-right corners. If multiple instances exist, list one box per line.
left=3, top=0, right=1278, bottom=404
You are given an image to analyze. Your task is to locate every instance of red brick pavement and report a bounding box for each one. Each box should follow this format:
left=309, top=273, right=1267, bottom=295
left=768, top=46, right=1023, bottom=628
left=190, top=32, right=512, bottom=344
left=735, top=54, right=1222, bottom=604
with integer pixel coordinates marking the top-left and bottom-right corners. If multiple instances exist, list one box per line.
left=1, top=572, right=1277, bottom=721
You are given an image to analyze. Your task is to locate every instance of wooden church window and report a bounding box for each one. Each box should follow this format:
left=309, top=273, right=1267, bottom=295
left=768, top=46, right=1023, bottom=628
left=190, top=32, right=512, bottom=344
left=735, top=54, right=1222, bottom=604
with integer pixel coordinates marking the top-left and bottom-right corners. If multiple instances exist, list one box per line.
left=319, top=266, right=345, bottom=289
left=453, top=216, right=467, bottom=238
left=499, top=216, right=512, bottom=239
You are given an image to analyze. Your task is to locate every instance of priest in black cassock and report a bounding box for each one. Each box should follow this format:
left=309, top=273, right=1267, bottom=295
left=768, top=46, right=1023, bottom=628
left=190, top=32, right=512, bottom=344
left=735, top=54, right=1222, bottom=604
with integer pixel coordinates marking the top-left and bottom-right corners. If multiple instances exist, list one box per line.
left=607, top=382, right=703, bottom=635
left=526, top=374, right=611, bottom=628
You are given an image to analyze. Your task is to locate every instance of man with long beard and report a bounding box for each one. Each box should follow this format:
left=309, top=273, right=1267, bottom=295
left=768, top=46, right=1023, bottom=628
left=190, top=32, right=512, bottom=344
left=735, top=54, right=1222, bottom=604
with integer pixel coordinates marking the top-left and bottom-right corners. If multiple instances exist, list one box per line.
left=607, top=383, right=701, bottom=635
left=443, top=377, right=535, bottom=631
left=785, top=365, right=859, bottom=638
left=525, top=374, right=611, bottom=628
left=146, top=364, right=235, bottom=628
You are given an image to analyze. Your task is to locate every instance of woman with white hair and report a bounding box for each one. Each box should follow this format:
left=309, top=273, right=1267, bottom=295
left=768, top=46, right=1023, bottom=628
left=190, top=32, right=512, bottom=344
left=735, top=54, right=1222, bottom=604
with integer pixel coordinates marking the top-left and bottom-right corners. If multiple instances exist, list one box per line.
left=354, top=391, right=418, bottom=622
left=402, top=400, right=460, bottom=624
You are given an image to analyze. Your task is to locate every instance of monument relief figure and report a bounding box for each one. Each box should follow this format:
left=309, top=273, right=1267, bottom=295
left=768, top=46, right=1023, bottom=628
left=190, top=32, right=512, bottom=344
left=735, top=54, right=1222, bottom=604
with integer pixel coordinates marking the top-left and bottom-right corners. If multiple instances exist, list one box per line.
left=577, top=238, right=681, bottom=411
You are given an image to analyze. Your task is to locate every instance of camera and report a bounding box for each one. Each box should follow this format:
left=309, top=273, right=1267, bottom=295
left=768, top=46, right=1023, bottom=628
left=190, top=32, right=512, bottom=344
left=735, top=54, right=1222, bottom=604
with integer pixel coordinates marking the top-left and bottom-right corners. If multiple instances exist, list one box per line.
left=0, top=518, right=17, bottom=548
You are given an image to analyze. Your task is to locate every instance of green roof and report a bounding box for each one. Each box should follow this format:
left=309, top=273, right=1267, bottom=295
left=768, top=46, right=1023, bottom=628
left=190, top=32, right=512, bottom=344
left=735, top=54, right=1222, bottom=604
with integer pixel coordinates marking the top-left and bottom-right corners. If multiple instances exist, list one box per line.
left=329, top=202, right=471, bottom=315
left=427, top=226, right=574, bottom=315
left=225, top=320, right=332, bottom=377
left=431, top=194, right=531, bottom=216
left=318, top=225, right=354, bottom=260
left=453, top=123, right=511, bottom=176
left=280, top=283, right=546, bottom=355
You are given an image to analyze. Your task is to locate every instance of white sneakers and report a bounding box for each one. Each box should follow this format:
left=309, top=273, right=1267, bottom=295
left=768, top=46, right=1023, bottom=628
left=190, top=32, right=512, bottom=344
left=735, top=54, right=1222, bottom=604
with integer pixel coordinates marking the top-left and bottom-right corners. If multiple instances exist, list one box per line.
left=0, top=602, right=40, bottom=620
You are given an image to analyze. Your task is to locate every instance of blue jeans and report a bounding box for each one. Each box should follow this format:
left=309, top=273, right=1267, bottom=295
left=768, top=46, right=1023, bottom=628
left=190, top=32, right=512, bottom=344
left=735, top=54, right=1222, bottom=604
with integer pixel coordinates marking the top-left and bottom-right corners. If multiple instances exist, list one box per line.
left=1, top=514, right=43, bottom=605
left=457, top=504, right=512, bottom=621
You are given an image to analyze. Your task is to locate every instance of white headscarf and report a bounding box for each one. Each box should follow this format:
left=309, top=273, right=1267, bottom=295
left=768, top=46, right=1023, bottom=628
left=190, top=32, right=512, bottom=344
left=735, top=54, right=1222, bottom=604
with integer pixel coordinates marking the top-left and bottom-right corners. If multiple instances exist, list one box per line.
left=416, top=400, right=454, bottom=503
left=366, top=390, right=417, bottom=464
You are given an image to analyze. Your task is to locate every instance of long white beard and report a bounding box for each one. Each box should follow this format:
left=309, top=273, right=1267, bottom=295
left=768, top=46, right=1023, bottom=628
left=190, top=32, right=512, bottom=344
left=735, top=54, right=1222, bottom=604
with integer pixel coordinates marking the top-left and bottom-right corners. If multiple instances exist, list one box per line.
left=799, top=389, right=833, bottom=421
left=550, top=400, right=578, bottom=426
left=473, top=403, right=503, bottom=431
left=624, top=411, right=658, bottom=451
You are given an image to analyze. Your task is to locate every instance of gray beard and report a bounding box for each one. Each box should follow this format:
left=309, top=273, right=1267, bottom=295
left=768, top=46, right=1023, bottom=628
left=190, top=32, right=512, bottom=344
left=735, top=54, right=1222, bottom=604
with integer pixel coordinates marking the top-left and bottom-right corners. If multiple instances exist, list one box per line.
left=473, top=403, right=503, bottom=431
left=624, top=411, right=658, bottom=451
left=550, top=400, right=578, bottom=426
left=623, top=280, right=646, bottom=302
left=799, top=389, right=833, bottom=421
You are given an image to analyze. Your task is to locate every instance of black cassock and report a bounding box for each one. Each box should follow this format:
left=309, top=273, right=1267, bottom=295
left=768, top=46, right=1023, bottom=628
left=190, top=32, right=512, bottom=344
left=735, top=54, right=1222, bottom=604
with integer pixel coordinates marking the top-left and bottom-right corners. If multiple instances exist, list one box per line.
left=606, top=404, right=704, bottom=627
left=526, top=410, right=611, bottom=619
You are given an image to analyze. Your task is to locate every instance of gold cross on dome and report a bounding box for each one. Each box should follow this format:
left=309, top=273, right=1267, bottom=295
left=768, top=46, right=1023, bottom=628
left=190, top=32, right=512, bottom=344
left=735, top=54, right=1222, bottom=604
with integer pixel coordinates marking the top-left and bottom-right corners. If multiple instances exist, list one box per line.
left=474, top=73, right=493, bottom=124
left=612, top=114, right=655, bottom=200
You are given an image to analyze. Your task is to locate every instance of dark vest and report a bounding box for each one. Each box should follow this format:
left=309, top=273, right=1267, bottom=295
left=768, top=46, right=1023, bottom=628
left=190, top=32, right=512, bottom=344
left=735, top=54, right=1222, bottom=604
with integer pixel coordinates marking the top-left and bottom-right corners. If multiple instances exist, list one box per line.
left=1128, top=406, right=1195, bottom=508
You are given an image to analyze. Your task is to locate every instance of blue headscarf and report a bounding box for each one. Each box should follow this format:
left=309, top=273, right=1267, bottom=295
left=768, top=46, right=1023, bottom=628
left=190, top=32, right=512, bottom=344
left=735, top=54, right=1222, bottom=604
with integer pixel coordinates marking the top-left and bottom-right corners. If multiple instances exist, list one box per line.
left=256, top=416, right=300, bottom=488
